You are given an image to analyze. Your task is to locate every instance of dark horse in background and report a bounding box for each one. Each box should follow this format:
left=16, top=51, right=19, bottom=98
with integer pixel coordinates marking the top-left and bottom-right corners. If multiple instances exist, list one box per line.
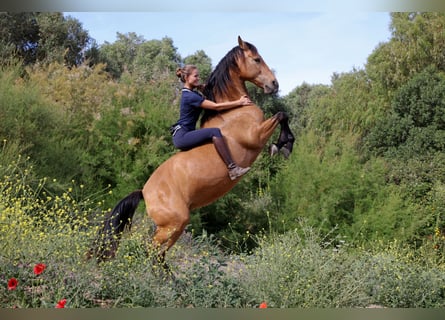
left=88, top=36, right=295, bottom=264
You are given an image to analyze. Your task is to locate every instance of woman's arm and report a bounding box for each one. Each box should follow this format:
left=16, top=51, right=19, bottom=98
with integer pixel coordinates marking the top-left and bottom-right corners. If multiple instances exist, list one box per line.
left=200, top=95, right=252, bottom=111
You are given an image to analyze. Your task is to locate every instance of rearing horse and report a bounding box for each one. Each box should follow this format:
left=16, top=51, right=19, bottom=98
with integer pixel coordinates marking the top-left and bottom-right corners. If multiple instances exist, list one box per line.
left=90, top=36, right=294, bottom=263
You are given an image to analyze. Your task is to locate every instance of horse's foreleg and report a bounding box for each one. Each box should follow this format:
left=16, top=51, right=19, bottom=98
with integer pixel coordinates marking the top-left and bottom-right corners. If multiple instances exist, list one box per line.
left=257, top=112, right=283, bottom=144
left=269, top=112, right=295, bottom=158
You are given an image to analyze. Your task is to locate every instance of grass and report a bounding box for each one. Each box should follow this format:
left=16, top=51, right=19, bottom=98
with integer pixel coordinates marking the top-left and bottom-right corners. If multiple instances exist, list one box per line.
left=2, top=158, right=445, bottom=308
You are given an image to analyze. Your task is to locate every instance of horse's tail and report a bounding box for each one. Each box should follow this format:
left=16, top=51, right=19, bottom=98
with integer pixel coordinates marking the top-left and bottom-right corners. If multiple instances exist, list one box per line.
left=87, top=190, right=143, bottom=262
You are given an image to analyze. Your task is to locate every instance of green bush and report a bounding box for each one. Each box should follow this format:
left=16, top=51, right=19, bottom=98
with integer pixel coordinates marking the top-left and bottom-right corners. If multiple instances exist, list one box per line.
left=0, top=158, right=104, bottom=307
left=243, top=225, right=371, bottom=307
left=269, top=131, right=422, bottom=244
left=365, top=240, right=445, bottom=307
left=243, top=224, right=445, bottom=308
left=366, top=66, right=445, bottom=159
left=2, top=162, right=445, bottom=308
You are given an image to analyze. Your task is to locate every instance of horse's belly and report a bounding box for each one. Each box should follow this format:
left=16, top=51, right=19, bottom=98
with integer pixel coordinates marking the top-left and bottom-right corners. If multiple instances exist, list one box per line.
left=143, top=145, right=238, bottom=212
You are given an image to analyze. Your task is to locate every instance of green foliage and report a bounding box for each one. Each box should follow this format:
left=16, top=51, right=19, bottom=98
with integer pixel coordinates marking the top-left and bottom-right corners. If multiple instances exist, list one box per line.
left=2, top=169, right=445, bottom=308
left=84, top=78, right=178, bottom=204
left=366, top=13, right=445, bottom=95
left=36, top=13, right=90, bottom=66
left=270, top=131, right=423, bottom=243
left=98, top=33, right=181, bottom=83
left=283, top=82, right=330, bottom=134
left=0, top=12, right=90, bottom=66
left=243, top=224, right=445, bottom=308
left=0, top=64, right=70, bottom=187
left=367, top=66, right=445, bottom=156
left=4, top=12, right=445, bottom=308
left=302, top=69, right=386, bottom=141
left=0, top=62, right=117, bottom=194
left=132, top=37, right=181, bottom=83
left=98, top=32, right=144, bottom=78
left=365, top=66, right=445, bottom=204
left=244, top=225, right=371, bottom=307
left=0, top=158, right=104, bottom=307
left=27, top=61, right=115, bottom=121
left=0, top=13, right=40, bottom=65
left=365, top=239, right=445, bottom=307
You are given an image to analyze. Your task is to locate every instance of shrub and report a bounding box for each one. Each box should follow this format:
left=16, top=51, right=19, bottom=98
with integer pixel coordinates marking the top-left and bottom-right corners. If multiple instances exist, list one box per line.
left=2, top=164, right=445, bottom=308
left=0, top=158, right=105, bottom=307
left=365, top=240, right=445, bottom=307
left=243, top=222, right=445, bottom=308
left=270, top=132, right=422, bottom=244
left=242, top=223, right=371, bottom=307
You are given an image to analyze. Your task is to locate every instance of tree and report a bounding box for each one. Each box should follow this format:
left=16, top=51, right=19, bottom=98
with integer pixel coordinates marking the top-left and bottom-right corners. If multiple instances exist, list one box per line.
left=99, top=34, right=181, bottom=83
left=364, top=66, right=445, bottom=200
left=132, top=37, right=181, bottom=82
left=366, top=13, right=445, bottom=95
left=283, top=83, right=330, bottom=133
left=366, top=66, right=445, bottom=158
left=0, top=12, right=91, bottom=66
left=37, top=13, right=90, bottom=66
left=0, top=12, right=39, bottom=65
left=99, top=32, right=145, bottom=78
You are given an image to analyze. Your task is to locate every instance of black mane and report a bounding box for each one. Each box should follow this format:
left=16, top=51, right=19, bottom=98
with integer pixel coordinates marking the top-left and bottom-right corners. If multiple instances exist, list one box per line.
left=200, top=41, right=258, bottom=125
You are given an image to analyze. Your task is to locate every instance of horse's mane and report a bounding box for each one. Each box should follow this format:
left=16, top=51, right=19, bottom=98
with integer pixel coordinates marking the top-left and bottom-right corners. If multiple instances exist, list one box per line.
left=200, top=41, right=258, bottom=126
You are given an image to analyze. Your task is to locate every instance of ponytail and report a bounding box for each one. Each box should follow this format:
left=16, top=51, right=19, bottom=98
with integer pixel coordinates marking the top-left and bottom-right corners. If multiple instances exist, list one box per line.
left=176, top=64, right=198, bottom=83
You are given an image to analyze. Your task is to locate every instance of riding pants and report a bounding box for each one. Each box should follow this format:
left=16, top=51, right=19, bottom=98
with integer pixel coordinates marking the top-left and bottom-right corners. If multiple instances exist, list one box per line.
left=172, top=126, right=223, bottom=151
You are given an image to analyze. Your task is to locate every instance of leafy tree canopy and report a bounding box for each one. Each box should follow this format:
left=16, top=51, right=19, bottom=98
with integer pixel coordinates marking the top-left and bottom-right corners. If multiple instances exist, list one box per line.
left=0, top=12, right=90, bottom=66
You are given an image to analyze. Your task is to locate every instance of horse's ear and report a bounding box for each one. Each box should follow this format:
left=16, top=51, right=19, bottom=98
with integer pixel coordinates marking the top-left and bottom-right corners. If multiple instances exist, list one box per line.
left=238, top=36, right=247, bottom=50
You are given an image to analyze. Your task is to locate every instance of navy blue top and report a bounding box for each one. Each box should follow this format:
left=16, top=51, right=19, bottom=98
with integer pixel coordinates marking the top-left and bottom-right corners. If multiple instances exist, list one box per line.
left=177, top=88, right=205, bottom=131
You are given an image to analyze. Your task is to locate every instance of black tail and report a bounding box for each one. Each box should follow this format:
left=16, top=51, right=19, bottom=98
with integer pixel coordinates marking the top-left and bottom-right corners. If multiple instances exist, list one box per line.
left=87, top=190, right=143, bottom=262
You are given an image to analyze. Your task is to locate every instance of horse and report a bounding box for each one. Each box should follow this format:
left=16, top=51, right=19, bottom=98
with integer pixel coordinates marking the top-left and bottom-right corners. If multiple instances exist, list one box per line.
left=89, top=36, right=295, bottom=265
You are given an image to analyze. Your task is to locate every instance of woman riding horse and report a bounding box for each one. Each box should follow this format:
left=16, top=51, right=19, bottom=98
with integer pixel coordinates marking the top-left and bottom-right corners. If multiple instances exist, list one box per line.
left=172, top=64, right=252, bottom=180
left=89, top=36, right=294, bottom=265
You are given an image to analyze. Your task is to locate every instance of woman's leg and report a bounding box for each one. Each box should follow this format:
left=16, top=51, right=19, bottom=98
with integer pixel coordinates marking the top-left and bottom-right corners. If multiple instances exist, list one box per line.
left=173, top=127, right=220, bottom=150
left=174, top=128, right=250, bottom=180
left=212, top=136, right=250, bottom=180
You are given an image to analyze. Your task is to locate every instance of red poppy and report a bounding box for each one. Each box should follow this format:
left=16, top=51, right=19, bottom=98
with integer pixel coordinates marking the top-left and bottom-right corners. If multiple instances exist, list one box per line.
left=33, top=263, right=46, bottom=275
left=55, top=299, right=67, bottom=308
left=8, top=278, right=18, bottom=291
left=259, top=302, right=267, bottom=308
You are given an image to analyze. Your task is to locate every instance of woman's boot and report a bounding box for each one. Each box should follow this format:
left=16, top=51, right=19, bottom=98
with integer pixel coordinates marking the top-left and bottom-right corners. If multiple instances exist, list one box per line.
left=212, top=136, right=250, bottom=180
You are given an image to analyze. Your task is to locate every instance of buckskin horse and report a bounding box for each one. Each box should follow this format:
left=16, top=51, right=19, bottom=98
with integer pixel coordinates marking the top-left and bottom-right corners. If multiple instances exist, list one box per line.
left=89, top=36, right=295, bottom=264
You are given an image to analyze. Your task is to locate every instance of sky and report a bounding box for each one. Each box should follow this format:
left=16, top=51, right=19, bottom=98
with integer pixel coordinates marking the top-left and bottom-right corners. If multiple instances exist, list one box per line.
left=64, top=12, right=392, bottom=96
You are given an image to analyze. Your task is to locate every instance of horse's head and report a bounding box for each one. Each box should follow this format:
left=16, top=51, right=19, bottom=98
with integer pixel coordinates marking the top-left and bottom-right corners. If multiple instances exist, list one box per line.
left=203, top=36, right=279, bottom=104
left=236, top=36, right=279, bottom=94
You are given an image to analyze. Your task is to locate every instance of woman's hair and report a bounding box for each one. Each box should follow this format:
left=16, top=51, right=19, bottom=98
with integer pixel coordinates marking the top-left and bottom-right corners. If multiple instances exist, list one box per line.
left=176, top=64, right=198, bottom=83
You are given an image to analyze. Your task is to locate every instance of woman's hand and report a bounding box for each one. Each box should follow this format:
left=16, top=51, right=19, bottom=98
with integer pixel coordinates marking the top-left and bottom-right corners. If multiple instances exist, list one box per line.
left=239, top=95, right=253, bottom=106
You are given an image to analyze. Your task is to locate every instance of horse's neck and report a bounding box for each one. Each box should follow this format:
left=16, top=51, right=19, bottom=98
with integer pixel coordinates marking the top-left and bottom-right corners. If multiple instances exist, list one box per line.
left=215, top=73, right=247, bottom=102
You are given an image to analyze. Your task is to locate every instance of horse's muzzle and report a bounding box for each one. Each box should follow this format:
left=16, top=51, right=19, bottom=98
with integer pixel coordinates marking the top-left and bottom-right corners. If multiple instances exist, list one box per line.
left=265, top=80, right=279, bottom=94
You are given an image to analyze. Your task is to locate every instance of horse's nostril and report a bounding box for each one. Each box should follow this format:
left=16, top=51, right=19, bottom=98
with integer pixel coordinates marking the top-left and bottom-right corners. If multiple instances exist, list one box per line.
left=273, top=80, right=279, bottom=88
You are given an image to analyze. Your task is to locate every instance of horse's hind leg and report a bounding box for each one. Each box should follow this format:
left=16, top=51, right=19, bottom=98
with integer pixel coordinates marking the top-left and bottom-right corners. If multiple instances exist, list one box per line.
left=152, top=226, right=184, bottom=258
left=149, top=207, right=190, bottom=267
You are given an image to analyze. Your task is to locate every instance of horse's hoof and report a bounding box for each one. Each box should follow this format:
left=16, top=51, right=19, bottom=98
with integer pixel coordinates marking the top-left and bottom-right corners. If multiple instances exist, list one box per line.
left=269, top=144, right=279, bottom=156
left=281, top=147, right=290, bottom=159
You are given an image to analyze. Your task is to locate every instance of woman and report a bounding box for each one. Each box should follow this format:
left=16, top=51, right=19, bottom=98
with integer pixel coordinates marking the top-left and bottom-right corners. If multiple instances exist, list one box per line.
left=172, top=64, right=252, bottom=180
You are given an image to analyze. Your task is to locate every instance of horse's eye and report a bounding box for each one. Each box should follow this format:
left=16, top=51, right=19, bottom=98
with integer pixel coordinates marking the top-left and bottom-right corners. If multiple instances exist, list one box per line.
left=254, top=57, right=261, bottom=63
